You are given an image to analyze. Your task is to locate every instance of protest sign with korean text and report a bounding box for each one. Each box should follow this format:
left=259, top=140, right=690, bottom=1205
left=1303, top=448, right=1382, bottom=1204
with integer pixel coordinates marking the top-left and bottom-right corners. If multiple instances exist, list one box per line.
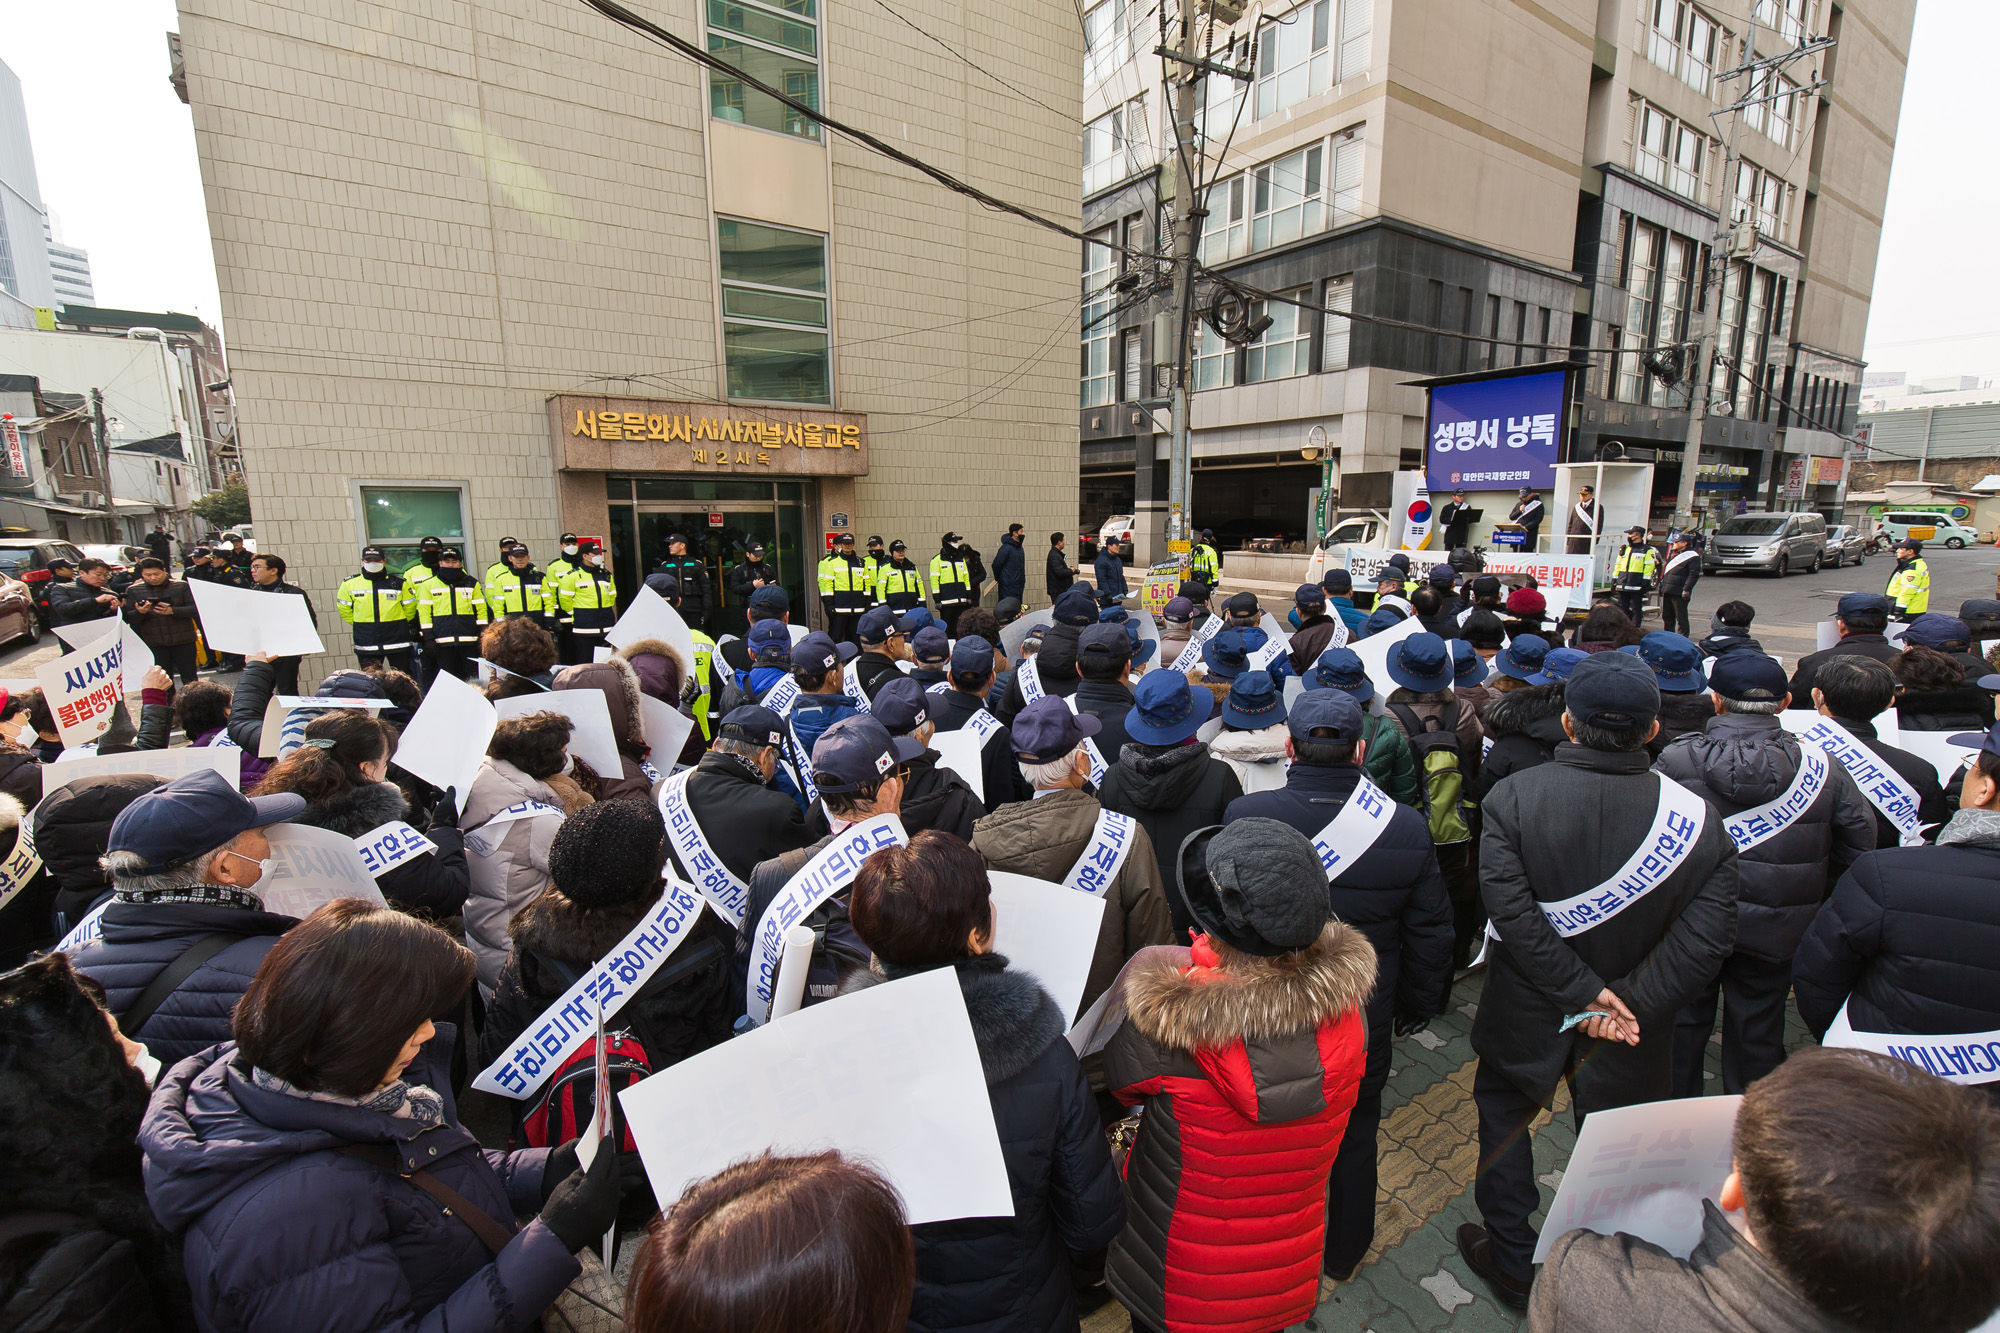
left=1425, top=369, right=1565, bottom=493
left=34, top=630, right=125, bottom=749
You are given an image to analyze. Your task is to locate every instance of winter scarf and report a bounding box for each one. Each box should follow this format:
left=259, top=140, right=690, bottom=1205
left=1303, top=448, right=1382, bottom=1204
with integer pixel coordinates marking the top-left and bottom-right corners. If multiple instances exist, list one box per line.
left=1937, top=808, right=2000, bottom=848
left=249, top=1066, right=447, bottom=1131
left=112, top=883, right=263, bottom=911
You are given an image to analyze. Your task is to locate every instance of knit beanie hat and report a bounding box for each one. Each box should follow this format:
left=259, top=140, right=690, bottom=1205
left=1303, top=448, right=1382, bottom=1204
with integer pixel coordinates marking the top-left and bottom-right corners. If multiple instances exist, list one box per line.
left=548, top=798, right=668, bottom=910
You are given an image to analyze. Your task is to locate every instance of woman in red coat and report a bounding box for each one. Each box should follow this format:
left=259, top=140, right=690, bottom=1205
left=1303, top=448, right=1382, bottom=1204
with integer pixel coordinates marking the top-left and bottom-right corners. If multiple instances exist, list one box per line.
left=1103, top=817, right=1376, bottom=1333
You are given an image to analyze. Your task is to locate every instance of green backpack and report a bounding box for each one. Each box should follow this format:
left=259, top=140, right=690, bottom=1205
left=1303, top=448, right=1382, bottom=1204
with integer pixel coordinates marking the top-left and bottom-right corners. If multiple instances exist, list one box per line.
left=1386, top=701, right=1473, bottom=846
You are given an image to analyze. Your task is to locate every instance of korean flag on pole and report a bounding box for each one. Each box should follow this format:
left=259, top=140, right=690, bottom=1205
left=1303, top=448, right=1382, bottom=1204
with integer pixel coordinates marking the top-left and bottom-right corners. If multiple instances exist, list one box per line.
left=1403, top=481, right=1435, bottom=551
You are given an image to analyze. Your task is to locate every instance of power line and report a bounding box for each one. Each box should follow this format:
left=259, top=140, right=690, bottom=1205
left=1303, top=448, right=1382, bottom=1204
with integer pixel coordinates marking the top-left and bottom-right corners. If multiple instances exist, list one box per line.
left=870, top=0, right=1080, bottom=125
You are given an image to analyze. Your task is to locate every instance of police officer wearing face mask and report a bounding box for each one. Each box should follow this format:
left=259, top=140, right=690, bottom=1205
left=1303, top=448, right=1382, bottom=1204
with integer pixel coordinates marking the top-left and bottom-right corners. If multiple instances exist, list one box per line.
left=336, top=544, right=417, bottom=674
left=543, top=532, right=583, bottom=658
left=555, top=539, right=617, bottom=665
left=484, top=542, right=550, bottom=633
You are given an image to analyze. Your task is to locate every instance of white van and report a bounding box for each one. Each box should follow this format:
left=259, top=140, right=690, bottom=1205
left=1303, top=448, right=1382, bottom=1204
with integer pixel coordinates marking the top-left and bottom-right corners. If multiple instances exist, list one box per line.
left=1875, top=510, right=1980, bottom=549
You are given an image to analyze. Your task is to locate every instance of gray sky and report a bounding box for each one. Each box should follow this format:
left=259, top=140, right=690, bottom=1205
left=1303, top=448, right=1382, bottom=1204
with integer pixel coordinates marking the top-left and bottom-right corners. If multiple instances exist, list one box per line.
left=6, top=0, right=1988, bottom=381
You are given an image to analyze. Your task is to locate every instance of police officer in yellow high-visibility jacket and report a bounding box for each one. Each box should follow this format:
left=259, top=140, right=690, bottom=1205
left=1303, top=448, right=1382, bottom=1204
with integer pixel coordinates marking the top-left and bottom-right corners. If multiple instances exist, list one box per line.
left=1614, top=526, right=1659, bottom=628
left=647, top=571, right=721, bottom=745
left=863, top=535, right=890, bottom=604
left=874, top=539, right=927, bottom=614
left=414, top=546, right=489, bottom=685
left=817, top=531, right=870, bottom=644
left=485, top=542, right=551, bottom=632
left=336, top=544, right=417, bottom=674
left=542, top=531, right=583, bottom=659
left=1191, top=528, right=1221, bottom=587
left=1888, top=539, right=1931, bottom=618
left=555, top=538, right=618, bottom=666
left=929, top=532, right=976, bottom=636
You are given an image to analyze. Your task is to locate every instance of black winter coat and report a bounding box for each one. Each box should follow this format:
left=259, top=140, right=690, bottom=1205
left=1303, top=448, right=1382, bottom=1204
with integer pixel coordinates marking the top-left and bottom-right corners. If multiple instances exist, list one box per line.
left=726, top=558, right=777, bottom=606
left=481, top=886, right=736, bottom=1076
left=675, top=750, right=823, bottom=884
left=1470, top=683, right=1567, bottom=804
left=1656, top=550, right=1701, bottom=600
left=123, top=578, right=200, bottom=649
left=898, top=749, right=983, bottom=842
left=1822, top=713, right=1951, bottom=848
left=33, top=773, right=164, bottom=942
left=1071, top=679, right=1135, bottom=768
left=1093, top=550, right=1128, bottom=600
left=1225, top=762, right=1454, bottom=1038
left=1697, top=628, right=1765, bottom=660
left=654, top=554, right=712, bottom=619
left=1787, top=633, right=1898, bottom=700
left=1096, top=740, right=1241, bottom=938
left=0, top=745, right=40, bottom=811
left=1286, top=614, right=1343, bottom=675
left=844, top=957, right=1122, bottom=1333
left=931, top=685, right=1030, bottom=810
left=1895, top=685, right=1993, bottom=732
left=852, top=650, right=902, bottom=700
left=991, top=534, right=1026, bottom=601
left=287, top=781, right=470, bottom=921
left=1046, top=545, right=1074, bottom=599
left=1648, top=690, right=1716, bottom=758
left=48, top=579, right=120, bottom=627
left=1653, top=714, right=1873, bottom=961
left=66, top=896, right=299, bottom=1067
left=1792, top=810, right=2000, bottom=1052
left=1475, top=744, right=1739, bottom=1101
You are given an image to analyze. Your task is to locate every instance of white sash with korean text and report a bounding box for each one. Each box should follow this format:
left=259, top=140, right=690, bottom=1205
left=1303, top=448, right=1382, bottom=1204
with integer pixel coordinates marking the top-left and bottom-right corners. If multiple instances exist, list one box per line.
left=1060, top=695, right=1109, bottom=783
left=354, top=821, right=435, bottom=877
left=1019, top=657, right=1045, bottom=704
left=962, top=707, right=1002, bottom=750
left=1794, top=717, right=1927, bottom=845
left=759, top=672, right=802, bottom=717
left=746, top=814, right=907, bottom=1024
left=463, top=800, right=564, bottom=857
left=1663, top=549, right=1700, bottom=579
left=1536, top=776, right=1708, bottom=938
left=472, top=877, right=708, bottom=1098
left=786, top=716, right=820, bottom=803
left=1062, top=809, right=1137, bottom=898
left=1310, top=776, right=1395, bottom=880
left=1171, top=615, right=1223, bottom=673
left=842, top=660, right=873, bottom=714
left=1824, top=1000, right=2000, bottom=1086
left=1248, top=634, right=1288, bottom=672
left=1721, top=746, right=1828, bottom=852
left=1573, top=501, right=1597, bottom=536
left=0, top=821, right=42, bottom=915
left=659, top=768, right=751, bottom=927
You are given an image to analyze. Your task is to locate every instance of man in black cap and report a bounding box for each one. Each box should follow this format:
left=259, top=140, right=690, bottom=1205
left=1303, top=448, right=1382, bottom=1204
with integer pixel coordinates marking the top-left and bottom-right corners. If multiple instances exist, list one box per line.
left=1509, top=487, right=1545, bottom=551
left=991, top=523, right=1027, bottom=608
left=413, top=545, right=489, bottom=686
left=930, top=634, right=1029, bottom=811
left=862, top=535, right=889, bottom=600
left=817, top=532, right=870, bottom=645
left=1094, top=536, right=1129, bottom=609
left=1438, top=488, right=1474, bottom=551
left=336, top=544, right=417, bottom=674
left=1787, top=591, right=1901, bottom=700
left=1460, top=652, right=1738, bottom=1309
left=1073, top=622, right=1139, bottom=763
left=1047, top=531, right=1076, bottom=601
left=1613, top=525, right=1657, bottom=627
left=67, top=769, right=308, bottom=1065
left=1656, top=653, right=1872, bottom=1097
left=727, top=540, right=777, bottom=636
left=850, top=605, right=907, bottom=701
left=971, top=696, right=1171, bottom=1012
left=664, top=705, right=822, bottom=923
left=1223, top=688, right=1452, bottom=1279
left=482, top=536, right=519, bottom=588
left=482, top=542, right=549, bottom=634
left=925, top=533, right=976, bottom=636
left=1805, top=657, right=1949, bottom=849
left=871, top=676, right=981, bottom=840
left=869, top=539, right=924, bottom=616
left=1457, top=572, right=1506, bottom=631
left=542, top=532, right=583, bottom=661
left=656, top=532, right=712, bottom=631
left=1565, top=483, right=1600, bottom=556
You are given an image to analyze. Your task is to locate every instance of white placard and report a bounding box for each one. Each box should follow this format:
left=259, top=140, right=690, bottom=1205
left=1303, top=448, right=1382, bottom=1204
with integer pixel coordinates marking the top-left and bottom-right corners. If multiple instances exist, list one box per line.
left=1348, top=612, right=1424, bottom=697
left=258, top=694, right=393, bottom=758
left=52, top=619, right=155, bottom=689
left=1815, top=619, right=1838, bottom=652
left=390, top=671, right=495, bottom=814
left=605, top=585, right=698, bottom=675
left=1779, top=708, right=1898, bottom=747
left=1001, top=608, right=1055, bottom=657
left=45, top=744, right=241, bottom=793
left=619, top=966, right=1014, bottom=1225
left=35, top=630, right=126, bottom=749
left=1066, top=943, right=1192, bottom=1057
left=987, top=871, right=1106, bottom=1024
left=1895, top=730, right=1980, bottom=786
left=1532, top=1095, right=1741, bottom=1264
left=930, top=728, right=986, bottom=803
left=637, top=693, right=695, bottom=767
left=186, top=579, right=325, bottom=657
left=256, top=822, right=388, bottom=920
left=495, top=687, right=623, bottom=781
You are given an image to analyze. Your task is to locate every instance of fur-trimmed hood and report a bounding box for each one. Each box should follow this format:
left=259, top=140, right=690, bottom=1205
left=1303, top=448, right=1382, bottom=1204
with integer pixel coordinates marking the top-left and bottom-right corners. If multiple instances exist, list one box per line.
left=1209, top=725, right=1288, bottom=765
left=615, top=636, right=691, bottom=705
left=1480, top=682, right=1566, bottom=739
left=0, top=789, right=25, bottom=834
left=291, top=781, right=408, bottom=838
left=842, top=954, right=1065, bottom=1085
left=1122, top=921, right=1375, bottom=1053
left=507, top=884, right=651, bottom=968
left=553, top=655, right=646, bottom=748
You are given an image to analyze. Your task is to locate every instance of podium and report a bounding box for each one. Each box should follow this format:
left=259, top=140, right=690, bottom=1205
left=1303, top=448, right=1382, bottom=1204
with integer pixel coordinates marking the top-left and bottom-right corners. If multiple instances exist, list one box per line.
left=1490, top=522, right=1528, bottom=549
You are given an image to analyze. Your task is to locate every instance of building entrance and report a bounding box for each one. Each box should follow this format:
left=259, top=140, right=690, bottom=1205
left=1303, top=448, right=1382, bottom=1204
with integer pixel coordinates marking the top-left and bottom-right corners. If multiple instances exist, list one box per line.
left=605, top=477, right=810, bottom=638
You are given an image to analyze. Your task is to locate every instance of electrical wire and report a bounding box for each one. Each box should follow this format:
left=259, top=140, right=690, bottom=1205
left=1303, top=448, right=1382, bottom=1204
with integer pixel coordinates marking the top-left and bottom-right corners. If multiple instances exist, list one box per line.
left=870, top=0, right=1080, bottom=125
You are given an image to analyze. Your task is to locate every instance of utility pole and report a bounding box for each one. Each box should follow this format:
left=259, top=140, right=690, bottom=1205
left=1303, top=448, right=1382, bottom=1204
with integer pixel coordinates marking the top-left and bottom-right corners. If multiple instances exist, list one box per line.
left=1163, top=5, right=1200, bottom=578
left=90, top=387, right=117, bottom=526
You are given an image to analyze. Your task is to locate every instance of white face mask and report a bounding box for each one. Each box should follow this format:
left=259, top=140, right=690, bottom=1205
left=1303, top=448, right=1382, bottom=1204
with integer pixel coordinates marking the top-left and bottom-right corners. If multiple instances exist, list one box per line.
left=563, top=543, right=579, bottom=556
left=132, top=1044, right=161, bottom=1087
left=585, top=554, right=602, bottom=567
left=221, top=848, right=272, bottom=889
left=560, top=751, right=576, bottom=775
left=361, top=561, right=385, bottom=574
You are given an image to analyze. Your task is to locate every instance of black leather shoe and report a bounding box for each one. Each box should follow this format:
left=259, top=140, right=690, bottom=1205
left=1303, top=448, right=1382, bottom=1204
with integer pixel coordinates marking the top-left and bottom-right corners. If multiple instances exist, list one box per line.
left=1456, top=1222, right=1531, bottom=1311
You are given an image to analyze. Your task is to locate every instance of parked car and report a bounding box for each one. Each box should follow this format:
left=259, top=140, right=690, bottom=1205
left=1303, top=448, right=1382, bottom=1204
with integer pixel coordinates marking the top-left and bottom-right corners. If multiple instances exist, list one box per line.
left=80, top=544, right=148, bottom=571
left=1874, top=510, right=1980, bottom=549
left=1824, top=524, right=1868, bottom=567
left=1702, top=511, right=1828, bottom=577
left=0, top=574, right=40, bottom=647
left=0, top=540, right=88, bottom=629
left=1095, top=514, right=1135, bottom=555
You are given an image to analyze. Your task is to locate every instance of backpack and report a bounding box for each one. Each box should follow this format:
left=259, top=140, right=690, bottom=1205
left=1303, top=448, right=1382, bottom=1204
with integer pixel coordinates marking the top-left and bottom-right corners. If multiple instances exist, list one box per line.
left=1387, top=701, right=1473, bottom=847
left=518, top=1027, right=652, bottom=1153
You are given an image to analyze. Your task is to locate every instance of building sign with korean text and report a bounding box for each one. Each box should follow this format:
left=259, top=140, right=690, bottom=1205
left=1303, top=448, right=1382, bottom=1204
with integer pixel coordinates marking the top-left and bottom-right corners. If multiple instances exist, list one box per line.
left=551, top=395, right=868, bottom=476
left=1425, top=370, right=1566, bottom=493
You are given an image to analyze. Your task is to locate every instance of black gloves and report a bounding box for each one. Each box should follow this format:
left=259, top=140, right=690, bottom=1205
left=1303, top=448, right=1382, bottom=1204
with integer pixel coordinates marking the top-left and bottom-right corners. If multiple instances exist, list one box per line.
left=540, top=1138, right=578, bottom=1206
left=538, top=1142, right=621, bottom=1252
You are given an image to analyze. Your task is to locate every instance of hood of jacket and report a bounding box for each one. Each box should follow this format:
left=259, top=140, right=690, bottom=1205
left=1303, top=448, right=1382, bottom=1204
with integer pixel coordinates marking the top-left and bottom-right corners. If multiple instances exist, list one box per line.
left=843, top=954, right=1063, bottom=1085
left=1113, top=740, right=1217, bottom=809
left=896, top=751, right=972, bottom=826
left=1479, top=682, right=1566, bottom=742
left=553, top=656, right=646, bottom=749
left=464, top=756, right=568, bottom=826
left=1655, top=689, right=1716, bottom=735
left=1698, top=627, right=1765, bottom=657
left=32, top=774, right=164, bottom=895
left=509, top=884, right=652, bottom=968
left=1672, top=712, right=1798, bottom=806
left=315, top=669, right=414, bottom=728
left=615, top=637, right=690, bottom=704
left=1209, top=725, right=1289, bottom=766
left=292, top=780, right=409, bottom=839
left=1121, top=922, right=1375, bottom=1119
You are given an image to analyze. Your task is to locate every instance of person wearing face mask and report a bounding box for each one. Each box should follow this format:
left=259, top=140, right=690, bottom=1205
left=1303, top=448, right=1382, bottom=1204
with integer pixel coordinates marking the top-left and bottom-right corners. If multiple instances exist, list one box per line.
left=140, top=899, right=624, bottom=1333
left=0, top=952, right=192, bottom=1331
left=336, top=544, right=417, bottom=675
left=64, top=768, right=309, bottom=1068
left=413, top=546, right=490, bottom=686
left=553, top=538, right=616, bottom=666
left=541, top=531, right=583, bottom=659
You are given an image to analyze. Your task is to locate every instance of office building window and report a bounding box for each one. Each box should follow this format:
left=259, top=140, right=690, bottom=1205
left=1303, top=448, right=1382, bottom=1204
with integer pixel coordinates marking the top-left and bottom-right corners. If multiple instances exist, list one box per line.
left=1646, top=1, right=1720, bottom=95
left=1745, top=72, right=1800, bottom=148
left=1082, top=231, right=1117, bottom=407
left=1083, top=0, right=1139, bottom=87
left=1194, top=322, right=1236, bottom=390
left=1732, top=161, right=1790, bottom=240
left=1322, top=276, right=1353, bottom=370
left=1633, top=100, right=1706, bottom=200
left=1336, top=0, right=1372, bottom=80
left=1754, top=0, right=1807, bottom=45
left=720, top=218, right=830, bottom=403
left=1252, top=144, right=1322, bottom=250
left=1651, top=234, right=1693, bottom=404
left=708, top=0, right=819, bottom=139
left=1245, top=291, right=1311, bottom=382
left=1121, top=330, right=1143, bottom=400
left=1253, top=0, right=1370, bottom=120
left=1202, top=177, right=1246, bottom=263
left=1082, top=96, right=1148, bottom=196
left=360, top=485, right=469, bottom=575
left=1329, top=128, right=1364, bottom=223
left=1196, top=34, right=1250, bottom=148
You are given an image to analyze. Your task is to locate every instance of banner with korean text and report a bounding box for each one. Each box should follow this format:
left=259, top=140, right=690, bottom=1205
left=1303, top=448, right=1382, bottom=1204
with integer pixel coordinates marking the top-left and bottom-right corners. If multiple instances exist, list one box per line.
left=1425, top=369, right=1566, bottom=493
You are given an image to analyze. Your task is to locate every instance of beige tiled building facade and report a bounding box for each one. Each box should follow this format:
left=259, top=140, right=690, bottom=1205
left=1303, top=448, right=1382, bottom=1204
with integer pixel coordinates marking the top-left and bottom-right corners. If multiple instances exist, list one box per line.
left=174, top=0, right=1081, bottom=668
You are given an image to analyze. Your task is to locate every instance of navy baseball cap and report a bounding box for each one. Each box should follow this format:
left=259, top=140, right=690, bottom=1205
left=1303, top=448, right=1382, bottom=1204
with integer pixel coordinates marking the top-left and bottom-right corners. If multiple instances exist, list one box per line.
left=1373, top=569, right=1405, bottom=588
left=1225, top=592, right=1261, bottom=624
left=951, top=634, right=996, bottom=681
left=107, top=768, right=306, bottom=874
left=995, top=597, right=1022, bottom=623
left=1322, top=569, right=1353, bottom=595
left=1079, top=622, right=1133, bottom=663
left=911, top=626, right=951, bottom=665
left=870, top=676, right=931, bottom=735
left=748, top=619, right=793, bottom=664
left=1706, top=652, right=1789, bottom=704
left=810, top=715, right=923, bottom=794
left=1620, top=631, right=1707, bottom=693
left=1011, top=695, right=1103, bottom=763
left=1837, top=592, right=1892, bottom=618
left=1222, top=670, right=1286, bottom=729
left=1288, top=687, right=1363, bottom=742
left=1387, top=632, right=1454, bottom=693
left=1386, top=553, right=1411, bottom=572
left=1295, top=582, right=1327, bottom=608
left=717, top=705, right=786, bottom=748
left=1311, top=647, right=1374, bottom=702
left=1535, top=646, right=1588, bottom=684
left=792, top=631, right=857, bottom=677
left=1428, top=565, right=1456, bottom=587
left=1946, top=719, right=2000, bottom=754
left=1492, top=633, right=1549, bottom=682
left=1053, top=586, right=1099, bottom=626
left=743, top=540, right=765, bottom=556
left=1126, top=669, right=1213, bottom=745
left=1564, top=652, right=1661, bottom=728
left=747, top=584, right=790, bottom=614
left=1202, top=627, right=1252, bottom=679
left=857, top=604, right=900, bottom=644
left=1163, top=596, right=1195, bottom=623
left=897, top=607, right=935, bottom=636
left=1452, top=640, right=1489, bottom=686
left=1178, top=579, right=1212, bottom=602
left=1904, top=613, right=1972, bottom=652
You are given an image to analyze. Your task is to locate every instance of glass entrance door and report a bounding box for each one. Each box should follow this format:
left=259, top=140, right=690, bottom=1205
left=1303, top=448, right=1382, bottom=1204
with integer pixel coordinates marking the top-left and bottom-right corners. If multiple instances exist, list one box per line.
left=604, top=477, right=812, bottom=638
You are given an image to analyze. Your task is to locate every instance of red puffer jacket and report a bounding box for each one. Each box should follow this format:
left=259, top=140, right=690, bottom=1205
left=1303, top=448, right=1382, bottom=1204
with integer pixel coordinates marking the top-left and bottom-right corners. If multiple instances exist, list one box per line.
left=1102, top=923, right=1375, bottom=1333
